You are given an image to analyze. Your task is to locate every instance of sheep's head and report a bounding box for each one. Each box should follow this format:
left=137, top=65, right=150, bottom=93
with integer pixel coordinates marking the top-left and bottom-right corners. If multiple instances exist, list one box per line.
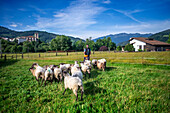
left=50, top=65, right=58, bottom=70
left=29, top=67, right=33, bottom=71
left=75, top=61, right=78, bottom=64
left=31, top=63, right=38, bottom=69
left=63, top=71, right=70, bottom=77
left=43, top=65, right=49, bottom=70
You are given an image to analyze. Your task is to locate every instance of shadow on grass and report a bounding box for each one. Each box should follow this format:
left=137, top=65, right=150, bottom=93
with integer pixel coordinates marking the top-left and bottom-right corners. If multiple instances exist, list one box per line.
left=105, top=66, right=117, bottom=71
left=0, top=59, right=19, bottom=68
left=89, top=69, right=100, bottom=79
left=84, top=80, right=106, bottom=95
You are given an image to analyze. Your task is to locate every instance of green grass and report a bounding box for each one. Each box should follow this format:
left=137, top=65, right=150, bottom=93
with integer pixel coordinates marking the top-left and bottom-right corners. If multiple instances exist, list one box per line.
left=0, top=59, right=169, bottom=112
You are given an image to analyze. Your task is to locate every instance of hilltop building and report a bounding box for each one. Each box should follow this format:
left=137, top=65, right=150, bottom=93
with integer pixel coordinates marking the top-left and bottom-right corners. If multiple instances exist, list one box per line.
left=129, top=37, right=170, bottom=51
left=16, top=33, right=39, bottom=43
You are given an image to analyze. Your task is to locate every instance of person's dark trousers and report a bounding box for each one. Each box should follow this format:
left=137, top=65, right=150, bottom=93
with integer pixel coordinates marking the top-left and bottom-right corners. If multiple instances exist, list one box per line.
left=84, top=57, right=90, bottom=61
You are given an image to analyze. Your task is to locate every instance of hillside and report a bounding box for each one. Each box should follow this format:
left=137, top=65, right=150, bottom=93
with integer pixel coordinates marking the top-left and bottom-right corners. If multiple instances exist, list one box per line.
left=0, top=26, right=84, bottom=43
left=148, top=29, right=170, bottom=42
left=93, top=33, right=152, bottom=45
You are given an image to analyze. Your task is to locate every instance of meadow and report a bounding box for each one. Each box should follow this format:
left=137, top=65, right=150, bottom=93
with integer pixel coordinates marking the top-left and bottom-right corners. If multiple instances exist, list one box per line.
left=0, top=52, right=170, bottom=112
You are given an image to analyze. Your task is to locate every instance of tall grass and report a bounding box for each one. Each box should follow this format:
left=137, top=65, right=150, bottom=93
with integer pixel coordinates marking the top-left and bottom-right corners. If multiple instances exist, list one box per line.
left=2, top=51, right=170, bottom=64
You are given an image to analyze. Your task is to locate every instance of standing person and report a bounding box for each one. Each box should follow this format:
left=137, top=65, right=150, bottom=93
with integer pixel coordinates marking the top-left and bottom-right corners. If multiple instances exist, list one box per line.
left=84, top=44, right=91, bottom=61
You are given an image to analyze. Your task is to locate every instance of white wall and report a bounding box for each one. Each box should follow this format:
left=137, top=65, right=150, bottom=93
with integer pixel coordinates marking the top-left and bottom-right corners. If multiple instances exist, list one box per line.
left=130, top=39, right=146, bottom=51
left=18, top=38, right=27, bottom=44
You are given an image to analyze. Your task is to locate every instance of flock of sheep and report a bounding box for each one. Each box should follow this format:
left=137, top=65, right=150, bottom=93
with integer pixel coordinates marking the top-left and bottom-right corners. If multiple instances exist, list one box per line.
left=29, top=58, right=107, bottom=101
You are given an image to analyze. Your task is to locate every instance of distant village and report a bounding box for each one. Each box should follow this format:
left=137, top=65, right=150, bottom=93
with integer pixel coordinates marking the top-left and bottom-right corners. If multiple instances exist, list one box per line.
left=0, top=33, right=39, bottom=44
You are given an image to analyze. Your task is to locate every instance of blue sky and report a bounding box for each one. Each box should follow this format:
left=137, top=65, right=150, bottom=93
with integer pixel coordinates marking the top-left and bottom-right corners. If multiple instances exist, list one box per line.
left=1, top=0, right=170, bottom=39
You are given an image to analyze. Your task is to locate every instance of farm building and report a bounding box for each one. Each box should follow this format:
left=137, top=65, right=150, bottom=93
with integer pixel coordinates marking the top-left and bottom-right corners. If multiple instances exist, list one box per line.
left=16, top=33, right=39, bottom=44
left=129, top=37, right=170, bottom=51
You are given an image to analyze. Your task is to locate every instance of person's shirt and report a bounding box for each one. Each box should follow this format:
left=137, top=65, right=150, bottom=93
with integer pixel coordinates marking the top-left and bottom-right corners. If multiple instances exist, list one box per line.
left=84, top=48, right=91, bottom=56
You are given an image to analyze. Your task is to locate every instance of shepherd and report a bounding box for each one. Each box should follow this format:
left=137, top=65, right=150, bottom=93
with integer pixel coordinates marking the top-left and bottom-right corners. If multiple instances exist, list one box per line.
left=84, top=44, right=91, bottom=61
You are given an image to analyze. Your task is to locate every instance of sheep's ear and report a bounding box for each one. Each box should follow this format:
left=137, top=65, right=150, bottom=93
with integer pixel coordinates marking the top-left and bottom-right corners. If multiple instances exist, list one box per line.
left=59, top=63, right=65, bottom=65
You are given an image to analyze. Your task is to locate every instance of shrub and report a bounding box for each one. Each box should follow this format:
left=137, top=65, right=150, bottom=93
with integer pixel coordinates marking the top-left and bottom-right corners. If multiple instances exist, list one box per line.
left=98, top=46, right=108, bottom=51
left=138, top=49, right=142, bottom=52
left=124, top=44, right=135, bottom=52
left=116, top=46, right=122, bottom=51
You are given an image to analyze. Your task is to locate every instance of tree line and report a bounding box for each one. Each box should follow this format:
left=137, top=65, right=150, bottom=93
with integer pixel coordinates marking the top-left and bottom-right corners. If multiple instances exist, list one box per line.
left=0, top=35, right=135, bottom=53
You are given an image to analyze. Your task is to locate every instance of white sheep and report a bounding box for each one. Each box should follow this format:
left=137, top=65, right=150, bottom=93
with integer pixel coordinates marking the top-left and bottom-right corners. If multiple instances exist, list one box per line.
left=71, top=66, right=83, bottom=80
left=80, top=62, right=91, bottom=78
left=60, top=63, right=71, bottom=73
left=84, top=60, right=92, bottom=69
left=74, top=61, right=80, bottom=68
left=29, top=63, right=45, bottom=84
left=44, top=66, right=54, bottom=85
left=62, top=71, right=84, bottom=101
left=97, top=59, right=107, bottom=71
left=52, top=65, right=63, bottom=82
left=92, top=59, right=97, bottom=68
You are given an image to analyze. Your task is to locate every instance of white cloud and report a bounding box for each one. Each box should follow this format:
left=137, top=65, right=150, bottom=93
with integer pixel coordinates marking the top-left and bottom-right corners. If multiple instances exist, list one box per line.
left=27, top=0, right=105, bottom=31
left=10, top=23, right=18, bottom=27
left=114, top=9, right=143, bottom=23
left=103, top=0, right=111, bottom=4
left=58, top=20, right=170, bottom=39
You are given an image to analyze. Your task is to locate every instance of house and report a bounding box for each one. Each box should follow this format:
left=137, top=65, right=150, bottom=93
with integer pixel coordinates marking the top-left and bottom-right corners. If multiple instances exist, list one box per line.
left=16, top=33, right=39, bottom=44
left=129, top=37, right=170, bottom=51
left=0, top=37, right=8, bottom=41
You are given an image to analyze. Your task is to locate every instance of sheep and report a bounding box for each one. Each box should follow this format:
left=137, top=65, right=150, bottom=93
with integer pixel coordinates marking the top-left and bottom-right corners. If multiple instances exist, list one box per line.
left=51, top=65, right=63, bottom=82
left=44, top=66, right=54, bottom=85
left=29, top=63, right=45, bottom=84
left=29, top=63, right=54, bottom=86
left=98, top=58, right=106, bottom=68
left=97, top=59, right=106, bottom=71
left=84, top=60, right=92, bottom=69
left=74, top=61, right=80, bottom=68
left=71, top=65, right=83, bottom=80
left=60, top=63, right=71, bottom=73
left=80, top=62, right=91, bottom=78
left=62, top=71, right=84, bottom=101
left=92, top=59, right=97, bottom=68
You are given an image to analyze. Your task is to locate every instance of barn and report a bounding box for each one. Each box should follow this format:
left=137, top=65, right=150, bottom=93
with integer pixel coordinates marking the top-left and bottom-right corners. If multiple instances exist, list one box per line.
left=129, top=37, right=170, bottom=51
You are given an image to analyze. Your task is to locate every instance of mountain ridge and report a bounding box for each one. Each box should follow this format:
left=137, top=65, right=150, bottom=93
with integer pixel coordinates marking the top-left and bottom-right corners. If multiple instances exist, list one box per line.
left=0, top=26, right=85, bottom=43
left=93, top=33, right=153, bottom=45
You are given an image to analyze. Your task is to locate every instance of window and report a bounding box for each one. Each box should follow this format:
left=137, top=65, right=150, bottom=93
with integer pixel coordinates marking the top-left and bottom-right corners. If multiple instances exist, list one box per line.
left=139, top=45, right=142, bottom=49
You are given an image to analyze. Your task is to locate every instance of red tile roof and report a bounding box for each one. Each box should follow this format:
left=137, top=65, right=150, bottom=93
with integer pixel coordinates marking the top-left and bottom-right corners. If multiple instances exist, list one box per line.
left=129, top=37, right=170, bottom=46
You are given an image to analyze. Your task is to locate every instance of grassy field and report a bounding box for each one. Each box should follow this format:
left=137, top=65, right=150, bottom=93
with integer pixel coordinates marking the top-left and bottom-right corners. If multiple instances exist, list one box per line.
left=0, top=58, right=169, bottom=112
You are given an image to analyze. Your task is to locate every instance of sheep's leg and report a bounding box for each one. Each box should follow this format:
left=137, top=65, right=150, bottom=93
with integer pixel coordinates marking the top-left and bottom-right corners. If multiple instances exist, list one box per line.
left=50, top=77, right=53, bottom=85
left=76, top=93, right=78, bottom=101
left=89, top=73, right=91, bottom=78
left=44, top=80, right=47, bottom=86
left=41, top=79, right=44, bottom=86
left=63, top=89, right=67, bottom=95
left=60, top=74, right=62, bottom=82
left=73, top=89, right=78, bottom=101
left=56, top=76, right=59, bottom=83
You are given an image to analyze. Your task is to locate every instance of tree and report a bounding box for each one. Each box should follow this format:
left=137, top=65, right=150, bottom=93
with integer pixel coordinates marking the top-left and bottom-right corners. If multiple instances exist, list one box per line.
left=74, top=40, right=85, bottom=51
left=17, top=45, right=22, bottom=53
left=124, top=44, right=135, bottom=52
left=116, top=46, right=122, bottom=51
left=10, top=44, right=18, bottom=53
left=50, top=35, right=72, bottom=51
left=167, top=34, right=170, bottom=43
